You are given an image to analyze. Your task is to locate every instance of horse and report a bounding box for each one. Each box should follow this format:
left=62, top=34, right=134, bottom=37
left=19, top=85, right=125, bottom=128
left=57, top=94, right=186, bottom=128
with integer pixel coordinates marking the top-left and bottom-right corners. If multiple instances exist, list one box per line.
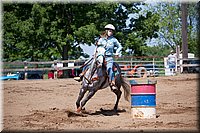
left=76, top=46, right=130, bottom=113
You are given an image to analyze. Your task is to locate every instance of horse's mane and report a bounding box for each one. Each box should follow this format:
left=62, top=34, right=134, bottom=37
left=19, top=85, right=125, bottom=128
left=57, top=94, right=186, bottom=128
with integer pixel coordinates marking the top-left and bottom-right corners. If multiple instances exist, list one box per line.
left=100, top=31, right=107, bottom=38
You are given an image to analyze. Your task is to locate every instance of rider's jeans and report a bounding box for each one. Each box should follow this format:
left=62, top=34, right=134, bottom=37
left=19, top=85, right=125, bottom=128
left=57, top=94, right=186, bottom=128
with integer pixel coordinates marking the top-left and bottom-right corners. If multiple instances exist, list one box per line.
left=106, top=57, right=114, bottom=82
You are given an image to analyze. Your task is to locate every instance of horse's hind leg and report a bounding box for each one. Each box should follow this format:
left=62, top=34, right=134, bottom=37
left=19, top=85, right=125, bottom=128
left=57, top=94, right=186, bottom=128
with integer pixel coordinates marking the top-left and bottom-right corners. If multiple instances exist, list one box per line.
left=112, top=88, right=122, bottom=111
left=76, top=87, right=87, bottom=110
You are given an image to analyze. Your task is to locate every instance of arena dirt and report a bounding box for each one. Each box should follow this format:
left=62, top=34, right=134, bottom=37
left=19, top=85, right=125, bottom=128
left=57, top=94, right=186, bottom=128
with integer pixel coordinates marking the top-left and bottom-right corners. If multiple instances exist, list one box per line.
left=2, top=74, right=199, bottom=132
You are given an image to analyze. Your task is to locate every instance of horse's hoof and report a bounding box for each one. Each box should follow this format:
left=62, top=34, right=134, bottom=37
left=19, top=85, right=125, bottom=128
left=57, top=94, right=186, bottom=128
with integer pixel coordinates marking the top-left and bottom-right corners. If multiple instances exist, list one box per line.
left=76, top=107, right=82, bottom=113
left=113, top=108, right=118, bottom=112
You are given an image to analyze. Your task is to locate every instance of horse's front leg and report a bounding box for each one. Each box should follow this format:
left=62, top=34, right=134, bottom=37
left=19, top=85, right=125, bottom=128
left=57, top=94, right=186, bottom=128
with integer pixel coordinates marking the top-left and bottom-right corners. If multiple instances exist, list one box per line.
left=79, top=89, right=97, bottom=112
left=76, top=87, right=87, bottom=112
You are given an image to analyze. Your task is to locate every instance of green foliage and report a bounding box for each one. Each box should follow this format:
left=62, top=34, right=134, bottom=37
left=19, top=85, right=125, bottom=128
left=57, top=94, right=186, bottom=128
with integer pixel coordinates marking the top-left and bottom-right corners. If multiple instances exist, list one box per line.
left=187, top=3, right=198, bottom=56
left=148, top=2, right=198, bottom=56
left=3, top=2, right=160, bottom=61
left=74, top=23, right=99, bottom=44
left=121, top=4, right=160, bottom=56
left=144, top=44, right=171, bottom=57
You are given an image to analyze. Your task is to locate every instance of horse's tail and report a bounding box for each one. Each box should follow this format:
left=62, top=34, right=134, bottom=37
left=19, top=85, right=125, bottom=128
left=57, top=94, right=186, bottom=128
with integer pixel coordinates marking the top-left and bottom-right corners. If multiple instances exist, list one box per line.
left=120, top=76, right=130, bottom=102
left=113, top=62, right=130, bottom=102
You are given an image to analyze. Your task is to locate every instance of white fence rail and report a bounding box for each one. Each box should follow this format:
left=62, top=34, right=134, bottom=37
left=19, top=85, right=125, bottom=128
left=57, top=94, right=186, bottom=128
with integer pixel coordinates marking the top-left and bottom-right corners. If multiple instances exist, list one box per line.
left=1, top=57, right=199, bottom=79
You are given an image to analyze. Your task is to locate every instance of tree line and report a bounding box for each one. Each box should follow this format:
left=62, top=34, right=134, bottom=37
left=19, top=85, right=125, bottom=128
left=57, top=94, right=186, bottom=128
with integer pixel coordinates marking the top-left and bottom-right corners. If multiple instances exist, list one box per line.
left=3, top=2, right=199, bottom=62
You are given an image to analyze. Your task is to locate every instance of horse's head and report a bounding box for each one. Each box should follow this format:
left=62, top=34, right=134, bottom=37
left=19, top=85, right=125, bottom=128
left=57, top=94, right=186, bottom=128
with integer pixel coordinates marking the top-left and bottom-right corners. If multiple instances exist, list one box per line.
left=82, top=46, right=106, bottom=85
left=96, top=46, right=106, bottom=68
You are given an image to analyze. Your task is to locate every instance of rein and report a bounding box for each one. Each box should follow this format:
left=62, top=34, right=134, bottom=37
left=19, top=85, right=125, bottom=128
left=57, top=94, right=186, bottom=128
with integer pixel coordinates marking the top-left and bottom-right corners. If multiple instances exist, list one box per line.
left=84, top=61, right=98, bottom=84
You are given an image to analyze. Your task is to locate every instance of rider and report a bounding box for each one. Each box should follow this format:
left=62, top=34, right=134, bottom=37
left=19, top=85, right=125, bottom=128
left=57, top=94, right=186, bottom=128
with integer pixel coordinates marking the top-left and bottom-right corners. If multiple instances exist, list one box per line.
left=97, top=24, right=122, bottom=88
left=74, top=24, right=122, bottom=88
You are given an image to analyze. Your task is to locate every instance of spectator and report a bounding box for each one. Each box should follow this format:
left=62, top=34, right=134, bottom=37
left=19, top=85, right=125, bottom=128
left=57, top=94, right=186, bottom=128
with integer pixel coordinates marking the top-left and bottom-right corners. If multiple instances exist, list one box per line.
left=167, top=50, right=176, bottom=74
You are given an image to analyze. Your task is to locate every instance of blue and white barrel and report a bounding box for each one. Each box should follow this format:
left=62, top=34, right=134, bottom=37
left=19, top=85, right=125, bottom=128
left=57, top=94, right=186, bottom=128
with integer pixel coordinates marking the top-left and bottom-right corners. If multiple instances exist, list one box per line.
left=130, top=80, right=157, bottom=118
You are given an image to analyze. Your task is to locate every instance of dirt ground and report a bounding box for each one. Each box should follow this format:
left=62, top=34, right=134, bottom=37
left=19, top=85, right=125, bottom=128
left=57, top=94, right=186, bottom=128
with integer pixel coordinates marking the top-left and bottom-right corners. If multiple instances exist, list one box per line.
left=2, top=74, right=199, bottom=132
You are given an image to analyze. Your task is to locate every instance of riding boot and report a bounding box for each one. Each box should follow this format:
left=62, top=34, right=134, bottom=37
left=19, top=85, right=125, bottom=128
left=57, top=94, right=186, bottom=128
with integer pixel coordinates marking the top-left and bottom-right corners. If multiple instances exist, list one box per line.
left=74, top=73, right=83, bottom=82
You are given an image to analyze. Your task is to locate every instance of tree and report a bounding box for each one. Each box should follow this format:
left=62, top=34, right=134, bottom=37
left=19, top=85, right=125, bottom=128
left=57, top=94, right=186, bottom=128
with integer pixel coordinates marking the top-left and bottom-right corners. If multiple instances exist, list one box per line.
left=3, top=3, right=119, bottom=61
left=181, top=3, right=188, bottom=59
left=3, top=2, right=160, bottom=61
left=187, top=3, right=199, bottom=57
left=197, top=1, right=200, bottom=57
left=112, top=3, right=160, bottom=56
left=148, top=2, right=198, bottom=56
left=124, top=11, right=160, bottom=56
left=144, top=44, right=171, bottom=57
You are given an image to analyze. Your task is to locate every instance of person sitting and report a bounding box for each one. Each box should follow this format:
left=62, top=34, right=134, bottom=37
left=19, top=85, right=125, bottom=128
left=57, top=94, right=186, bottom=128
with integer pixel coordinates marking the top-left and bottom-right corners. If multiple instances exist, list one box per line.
left=74, top=24, right=122, bottom=90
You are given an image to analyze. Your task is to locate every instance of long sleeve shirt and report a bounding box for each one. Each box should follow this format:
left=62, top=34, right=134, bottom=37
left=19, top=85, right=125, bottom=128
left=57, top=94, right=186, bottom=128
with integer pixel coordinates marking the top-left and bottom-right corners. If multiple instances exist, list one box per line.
left=97, top=36, right=122, bottom=57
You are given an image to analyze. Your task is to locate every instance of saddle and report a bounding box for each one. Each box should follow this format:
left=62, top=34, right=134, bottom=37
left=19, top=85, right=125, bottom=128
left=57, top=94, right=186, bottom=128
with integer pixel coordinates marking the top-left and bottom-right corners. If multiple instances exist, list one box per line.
left=75, top=46, right=120, bottom=83
left=79, top=60, right=120, bottom=83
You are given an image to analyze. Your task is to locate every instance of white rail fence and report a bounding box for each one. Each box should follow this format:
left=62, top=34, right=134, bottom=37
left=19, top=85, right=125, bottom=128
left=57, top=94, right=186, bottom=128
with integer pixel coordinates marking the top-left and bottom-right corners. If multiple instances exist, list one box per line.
left=1, top=57, right=199, bottom=79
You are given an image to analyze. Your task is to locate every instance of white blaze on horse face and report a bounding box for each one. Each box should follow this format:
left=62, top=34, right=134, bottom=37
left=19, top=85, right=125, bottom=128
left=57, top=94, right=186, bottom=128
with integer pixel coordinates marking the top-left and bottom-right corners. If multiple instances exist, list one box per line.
left=97, top=46, right=105, bottom=64
left=98, top=56, right=104, bottom=65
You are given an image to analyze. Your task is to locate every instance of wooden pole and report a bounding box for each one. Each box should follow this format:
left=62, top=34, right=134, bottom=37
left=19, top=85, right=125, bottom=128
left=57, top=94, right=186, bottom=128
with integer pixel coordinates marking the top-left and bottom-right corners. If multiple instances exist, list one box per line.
left=181, top=3, right=188, bottom=59
left=197, top=2, right=200, bottom=57
left=176, top=45, right=180, bottom=74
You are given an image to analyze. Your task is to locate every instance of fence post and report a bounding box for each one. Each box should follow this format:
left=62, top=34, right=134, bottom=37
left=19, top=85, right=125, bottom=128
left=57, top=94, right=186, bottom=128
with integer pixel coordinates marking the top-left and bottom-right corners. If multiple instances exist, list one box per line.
left=176, top=45, right=181, bottom=74
left=24, top=61, right=28, bottom=80
left=131, top=58, right=133, bottom=69
left=153, top=58, right=155, bottom=66
left=153, top=58, right=155, bottom=77
left=53, top=60, right=58, bottom=79
left=153, top=57, right=155, bottom=70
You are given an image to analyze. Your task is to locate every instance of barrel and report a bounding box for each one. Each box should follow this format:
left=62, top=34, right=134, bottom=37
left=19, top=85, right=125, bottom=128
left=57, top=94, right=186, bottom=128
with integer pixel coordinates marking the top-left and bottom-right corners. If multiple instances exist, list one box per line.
left=130, top=80, right=157, bottom=118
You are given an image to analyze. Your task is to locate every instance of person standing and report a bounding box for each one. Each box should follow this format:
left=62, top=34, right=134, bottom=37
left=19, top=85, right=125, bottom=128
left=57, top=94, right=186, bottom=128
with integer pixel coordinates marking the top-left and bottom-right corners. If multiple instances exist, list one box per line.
left=167, top=50, right=176, bottom=75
